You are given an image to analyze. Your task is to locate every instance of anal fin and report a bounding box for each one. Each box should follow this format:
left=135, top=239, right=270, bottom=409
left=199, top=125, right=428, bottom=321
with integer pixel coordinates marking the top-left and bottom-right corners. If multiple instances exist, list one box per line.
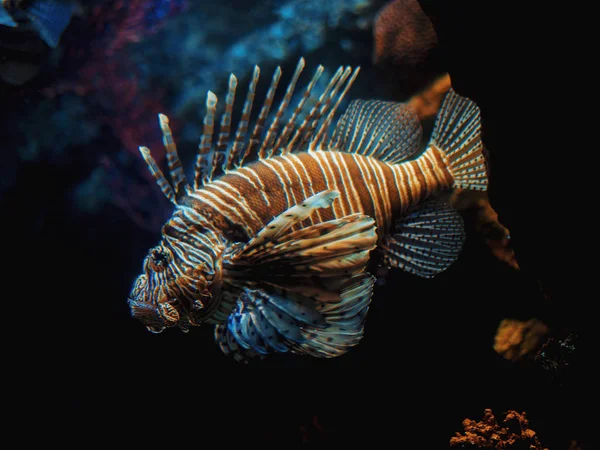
left=382, top=197, right=465, bottom=278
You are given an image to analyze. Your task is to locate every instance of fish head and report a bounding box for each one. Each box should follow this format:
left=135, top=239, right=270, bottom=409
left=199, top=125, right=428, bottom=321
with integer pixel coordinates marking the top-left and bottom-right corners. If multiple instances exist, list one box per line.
left=127, top=236, right=222, bottom=333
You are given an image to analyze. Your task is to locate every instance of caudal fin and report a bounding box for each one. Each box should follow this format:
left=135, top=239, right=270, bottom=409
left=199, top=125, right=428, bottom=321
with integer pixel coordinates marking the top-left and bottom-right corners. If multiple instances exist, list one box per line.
left=429, top=88, right=488, bottom=191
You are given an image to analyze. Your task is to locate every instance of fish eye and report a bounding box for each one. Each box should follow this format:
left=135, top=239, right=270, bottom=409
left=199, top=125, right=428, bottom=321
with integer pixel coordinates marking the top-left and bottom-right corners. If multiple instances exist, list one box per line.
left=149, top=246, right=171, bottom=271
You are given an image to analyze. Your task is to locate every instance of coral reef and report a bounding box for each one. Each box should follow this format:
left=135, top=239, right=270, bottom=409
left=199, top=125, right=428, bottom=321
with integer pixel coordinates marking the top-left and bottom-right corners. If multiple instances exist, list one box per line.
left=450, top=409, right=548, bottom=450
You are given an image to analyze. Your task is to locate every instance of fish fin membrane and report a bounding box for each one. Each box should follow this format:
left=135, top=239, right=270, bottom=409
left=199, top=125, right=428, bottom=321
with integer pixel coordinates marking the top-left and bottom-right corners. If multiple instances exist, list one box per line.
left=26, top=0, right=75, bottom=48
left=329, top=99, right=423, bottom=164
left=382, top=197, right=465, bottom=278
left=429, top=88, right=488, bottom=191
left=214, top=273, right=376, bottom=361
left=217, top=191, right=378, bottom=361
left=214, top=323, right=265, bottom=364
left=228, top=190, right=378, bottom=277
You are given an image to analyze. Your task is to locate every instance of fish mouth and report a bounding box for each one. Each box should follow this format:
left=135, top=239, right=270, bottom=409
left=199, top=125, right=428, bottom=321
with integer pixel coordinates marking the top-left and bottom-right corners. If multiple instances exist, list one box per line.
left=127, top=297, right=167, bottom=331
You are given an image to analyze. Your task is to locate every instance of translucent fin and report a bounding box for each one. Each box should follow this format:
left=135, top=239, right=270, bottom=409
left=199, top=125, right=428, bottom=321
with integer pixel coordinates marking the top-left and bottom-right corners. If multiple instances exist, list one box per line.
left=194, top=91, right=218, bottom=189
left=294, top=273, right=375, bottom=358
left=381, top=197, right=465, bottom=278
left=214, top=323, right=264, bottom=364
left=329, top=100, right=422, bottom=163
left=218, top=187, right=378, bottom=362
left=214, top=271, right=375, bottom=361
left=429, top=88, right=488, bottom=191
left=26, top=0, right=75, bottom=48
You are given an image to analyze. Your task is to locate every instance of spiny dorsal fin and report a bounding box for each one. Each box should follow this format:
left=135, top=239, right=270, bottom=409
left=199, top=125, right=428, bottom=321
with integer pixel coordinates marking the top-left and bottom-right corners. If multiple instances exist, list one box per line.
left=240, top=66, right=282, bottom=165
left=310, top=66, right=361, bottom=150
left=328, top=100, right=423, bottom=164
left=138, top=113, right=190, bottom=205
left=228, top=65, right=260, bottom=171
left=259, top=58, right=306, bottom=159
left=138, top=146, right=176, bottom=204
left=138, top=58, right=361, bottom=200
left=284, top=66, right=349, bottom=153
left=217, top=74, right=238, bottom=174
left=158, top=114, right=188, bottom=199
left=194, top=91, right=218, bottom=190
left=274, top=65, right=324, bottom=154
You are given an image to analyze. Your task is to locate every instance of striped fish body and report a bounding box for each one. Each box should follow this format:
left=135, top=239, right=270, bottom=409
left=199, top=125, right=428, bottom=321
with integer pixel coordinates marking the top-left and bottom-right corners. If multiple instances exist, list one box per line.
left=127, top=58, right=488, bottom=362
left=188, top=148, right=454, bottom=241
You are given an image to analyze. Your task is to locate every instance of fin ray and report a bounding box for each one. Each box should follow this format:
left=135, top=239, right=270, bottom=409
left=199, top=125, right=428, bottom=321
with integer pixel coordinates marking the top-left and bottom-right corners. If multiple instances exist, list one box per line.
left=430, top=88, right=488, bottom=191
left=329, top=100, right=423, bottom=163
left=382, top=198, right=465, bottom=278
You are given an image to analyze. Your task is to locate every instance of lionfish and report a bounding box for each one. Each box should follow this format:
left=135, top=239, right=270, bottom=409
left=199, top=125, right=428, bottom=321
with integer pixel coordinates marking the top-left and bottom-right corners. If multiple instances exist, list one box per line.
left=127, top=58, right=487, bottom=362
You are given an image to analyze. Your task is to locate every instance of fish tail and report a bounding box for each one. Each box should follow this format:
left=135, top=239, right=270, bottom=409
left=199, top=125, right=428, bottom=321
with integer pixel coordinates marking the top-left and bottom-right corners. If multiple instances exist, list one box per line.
left=429, top=88, right=488, bottom=191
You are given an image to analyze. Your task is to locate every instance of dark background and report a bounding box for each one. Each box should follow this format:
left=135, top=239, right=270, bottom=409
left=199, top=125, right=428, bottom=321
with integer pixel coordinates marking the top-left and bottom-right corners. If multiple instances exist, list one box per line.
left=4, top=1, right=592, bottom=447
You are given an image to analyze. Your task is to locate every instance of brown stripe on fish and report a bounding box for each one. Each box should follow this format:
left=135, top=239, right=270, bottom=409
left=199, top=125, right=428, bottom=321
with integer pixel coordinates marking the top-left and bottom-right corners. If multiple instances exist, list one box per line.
left=277, top=153, right=320, bottom=229
left=308, top=150, right=348, bottom=218
left=350, top=153, right=385, bottom=231
left=327, top=151, right=363, bottom=214
left=183, top=148, right=454, bottom=245
left=283, top=153, right=336, bottom=223
left=422, top=146, right=454, bottom=188
left=259, top=157, right=300, bottom=211
left=414, top=151, right=440, bottom=198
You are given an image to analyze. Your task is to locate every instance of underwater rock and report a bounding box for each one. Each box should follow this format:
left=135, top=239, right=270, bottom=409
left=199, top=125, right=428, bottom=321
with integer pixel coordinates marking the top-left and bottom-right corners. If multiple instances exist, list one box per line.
left=450, top=409, right=548, bottom=450
left=493, top=318, right=549, bottom=361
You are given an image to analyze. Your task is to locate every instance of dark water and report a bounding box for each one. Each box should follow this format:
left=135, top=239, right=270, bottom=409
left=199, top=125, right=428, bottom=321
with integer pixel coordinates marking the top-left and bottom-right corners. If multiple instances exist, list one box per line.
left=3, top=1, right=592, bottom=447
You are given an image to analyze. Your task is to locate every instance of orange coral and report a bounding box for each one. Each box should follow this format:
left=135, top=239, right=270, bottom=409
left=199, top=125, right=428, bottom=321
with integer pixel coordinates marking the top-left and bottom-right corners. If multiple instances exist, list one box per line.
left=450, top=409, right=548, bottom=449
